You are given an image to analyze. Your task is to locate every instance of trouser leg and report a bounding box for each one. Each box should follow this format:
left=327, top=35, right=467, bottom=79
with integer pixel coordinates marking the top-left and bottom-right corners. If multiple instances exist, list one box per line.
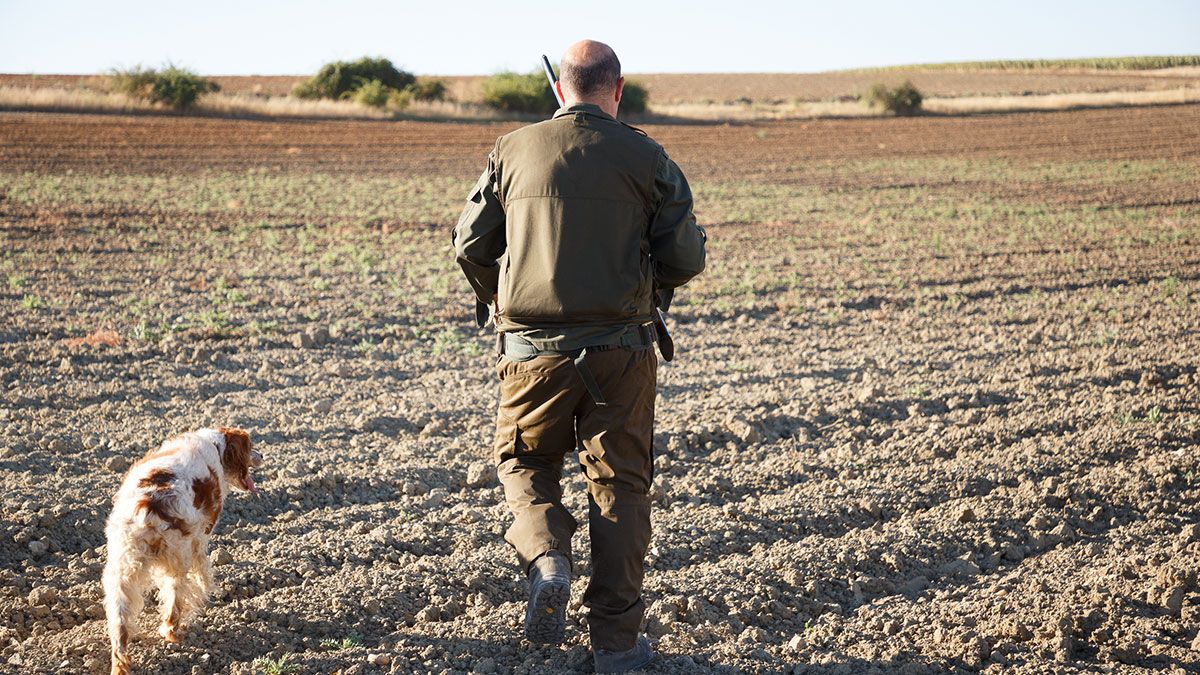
left=574, top=347, right=657, bottom=651
left=494, top=354, right=584, bottom=570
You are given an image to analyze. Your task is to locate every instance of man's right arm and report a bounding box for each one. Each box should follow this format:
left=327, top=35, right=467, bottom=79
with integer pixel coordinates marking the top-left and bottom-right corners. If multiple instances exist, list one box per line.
left=452, top=150, right=506, bottom=315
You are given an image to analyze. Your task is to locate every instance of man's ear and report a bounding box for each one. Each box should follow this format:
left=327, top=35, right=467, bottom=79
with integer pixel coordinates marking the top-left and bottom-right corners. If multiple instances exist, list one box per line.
left=614, top=77, right=624, bottom=104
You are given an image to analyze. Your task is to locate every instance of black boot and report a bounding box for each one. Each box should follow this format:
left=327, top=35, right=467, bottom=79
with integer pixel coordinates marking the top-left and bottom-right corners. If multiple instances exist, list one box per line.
left=525, top=551, right=571, bottom=644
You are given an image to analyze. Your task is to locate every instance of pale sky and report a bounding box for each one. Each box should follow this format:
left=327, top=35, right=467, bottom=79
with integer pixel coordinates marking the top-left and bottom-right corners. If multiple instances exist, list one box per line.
left=0, top=0, right=1196, bottom=75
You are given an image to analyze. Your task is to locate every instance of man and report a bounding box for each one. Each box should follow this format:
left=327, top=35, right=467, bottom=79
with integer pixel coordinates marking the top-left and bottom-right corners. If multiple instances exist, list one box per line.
left=453, top=39, right=706, bottom=673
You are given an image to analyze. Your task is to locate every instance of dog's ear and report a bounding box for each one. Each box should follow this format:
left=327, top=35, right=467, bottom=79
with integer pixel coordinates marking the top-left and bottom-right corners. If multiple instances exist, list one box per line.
left=218, top=427, right=252, bottom=478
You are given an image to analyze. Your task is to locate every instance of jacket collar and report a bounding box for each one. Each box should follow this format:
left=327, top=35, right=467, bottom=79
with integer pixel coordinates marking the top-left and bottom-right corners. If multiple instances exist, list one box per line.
left=552, top=102, right=615, bottom=122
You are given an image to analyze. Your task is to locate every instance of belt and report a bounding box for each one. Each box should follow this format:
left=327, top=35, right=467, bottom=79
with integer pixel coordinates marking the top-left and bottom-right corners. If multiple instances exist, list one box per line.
left=498, top=324, right=657, bottom=407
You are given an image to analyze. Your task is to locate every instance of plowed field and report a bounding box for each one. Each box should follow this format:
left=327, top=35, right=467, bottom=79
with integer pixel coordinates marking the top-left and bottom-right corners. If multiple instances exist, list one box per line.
left=1, top=105, right=1199, bottom=674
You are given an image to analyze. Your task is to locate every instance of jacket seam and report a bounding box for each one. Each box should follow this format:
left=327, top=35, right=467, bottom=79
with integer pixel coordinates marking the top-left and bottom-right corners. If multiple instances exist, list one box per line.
left=503, top=194, right=644, bottom=207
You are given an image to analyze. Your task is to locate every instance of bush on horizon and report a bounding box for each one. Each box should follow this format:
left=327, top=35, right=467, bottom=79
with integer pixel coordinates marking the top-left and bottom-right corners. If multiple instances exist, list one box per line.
left=864, top=80, right=923, bottom=115
left=108, top=65, right=219, bottom=109
left=619, top=80, right=649, bottom=114
left=408, top=79, right=446, bottom=102
left=481, top=71, right=558, bottom=114
left=292, top=57, right=450, bottom=110
left=292, top=57, right=416, bottom=100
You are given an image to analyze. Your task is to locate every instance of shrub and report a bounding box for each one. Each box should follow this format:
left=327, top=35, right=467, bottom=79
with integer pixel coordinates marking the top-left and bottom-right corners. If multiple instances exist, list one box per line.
left=108, top=66, right=158, bottom=99
left=150, top=66, right=220, bottom=109
left=347, top=79, right=391, bottom=107
left=292, top=57, right=415, bottom=100
left=620, top=80, right=649, bottom=114
left=481, top=71, right=557, bottom=114
left=409, top=79, right=446, bottom=102
left=387, top=87, right=413, bottom=110
left=864, top=80, right=923, bottom=115
left=108, top=65, right=218, bottom=109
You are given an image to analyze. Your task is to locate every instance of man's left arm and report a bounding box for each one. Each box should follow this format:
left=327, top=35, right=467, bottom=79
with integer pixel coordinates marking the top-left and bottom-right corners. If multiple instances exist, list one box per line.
left=648, top=151, right=707, bottom=301
left=452, top=150, right=507, bottom=320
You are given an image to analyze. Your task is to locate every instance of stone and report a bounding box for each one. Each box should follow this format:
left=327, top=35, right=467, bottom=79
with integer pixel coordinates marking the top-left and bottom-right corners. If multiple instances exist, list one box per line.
left=1164, top=585, right=1185, bottom=616
left=666, top=434, right=687, bottom=456
left=28, top=540, right=48, bottom=557
left=292, top=332, right=314, bottom=349
left=106, top=455, right=131, bottom=473
left=787, top=634, right=806, bottom=652
left=726, top=416, right=761, bottom=444
left=1054, top=616, right=1074, bottom=662
left=900, top=575, right=929, bottom=596
left=312, top=399, right=333, bottom=415
left=1049, top=521, right=1074, bottom=540
left=466, top=462, right=493, bottom=488
left=473, top=657, right=496, bottom=673
left=957, top=506, right=977, bottom=523
left=28, top=586, right=57, bottom=605
left=649, top=476, right=669, bottom=502
left=645, top=599, right=677, bottom=637
left=856, top=384, right=883, bottom=403
left=420, top=419, right=446, bottom=437
left=211, top=548, right=234, bottom=566
left=367, top=653, right=391, bottom=666
left=940, top=558, right=980, bottom=579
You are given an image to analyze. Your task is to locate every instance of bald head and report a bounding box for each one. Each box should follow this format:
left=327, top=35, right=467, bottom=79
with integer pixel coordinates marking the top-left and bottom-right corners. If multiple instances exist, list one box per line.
left=559, top=39, right=624, bottom=115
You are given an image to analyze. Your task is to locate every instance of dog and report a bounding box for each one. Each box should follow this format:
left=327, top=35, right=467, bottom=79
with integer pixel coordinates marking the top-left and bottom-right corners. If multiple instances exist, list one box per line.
left=103, top=427, right=262, bottom=675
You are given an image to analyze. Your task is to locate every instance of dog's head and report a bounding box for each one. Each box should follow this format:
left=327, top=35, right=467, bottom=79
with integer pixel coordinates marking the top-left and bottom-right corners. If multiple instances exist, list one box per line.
left=218, top=427, right=262, bottom=493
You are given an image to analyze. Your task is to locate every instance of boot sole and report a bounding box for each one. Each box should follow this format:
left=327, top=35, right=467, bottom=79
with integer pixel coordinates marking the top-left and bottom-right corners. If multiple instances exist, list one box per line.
left=525, top=580, right=569, bottom=644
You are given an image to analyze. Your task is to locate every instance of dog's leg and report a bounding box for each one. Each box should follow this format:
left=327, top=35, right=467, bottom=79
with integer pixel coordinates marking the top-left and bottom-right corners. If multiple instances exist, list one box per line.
left=156, top=576, right=181, bottom=642
left=159, top=541, right=214, bottom=641
left=104, top=557, right=146, bottom=675
left=192, top=540, right=216, bottom=595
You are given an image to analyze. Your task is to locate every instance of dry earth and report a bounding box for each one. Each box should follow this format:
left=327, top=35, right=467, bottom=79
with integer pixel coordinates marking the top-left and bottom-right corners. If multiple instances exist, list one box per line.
left=4, top=68, right=1200, bottom=104
left=1, top=105, right=1199, bottom=674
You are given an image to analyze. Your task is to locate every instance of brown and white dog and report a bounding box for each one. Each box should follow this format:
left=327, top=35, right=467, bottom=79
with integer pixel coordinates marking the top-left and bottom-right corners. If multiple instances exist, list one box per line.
left=103, top=427, right=262, bottom=675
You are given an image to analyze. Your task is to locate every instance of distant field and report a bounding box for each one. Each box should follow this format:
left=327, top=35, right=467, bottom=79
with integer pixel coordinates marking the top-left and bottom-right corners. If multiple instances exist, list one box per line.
left=854, top=55, right=1200, bottom=72
left=4, top=65, right=1199, bottom=107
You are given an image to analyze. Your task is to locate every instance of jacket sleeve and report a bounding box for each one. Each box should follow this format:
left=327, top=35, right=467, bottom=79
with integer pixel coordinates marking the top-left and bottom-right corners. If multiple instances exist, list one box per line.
left=452, top=147, right=506, bottom=309
left=648, top=151, right=707, bottom=295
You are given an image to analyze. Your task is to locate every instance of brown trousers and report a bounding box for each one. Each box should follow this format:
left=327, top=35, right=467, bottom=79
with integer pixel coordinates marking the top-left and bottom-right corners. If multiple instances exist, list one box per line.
left=494, top=346, right=656, bottom=651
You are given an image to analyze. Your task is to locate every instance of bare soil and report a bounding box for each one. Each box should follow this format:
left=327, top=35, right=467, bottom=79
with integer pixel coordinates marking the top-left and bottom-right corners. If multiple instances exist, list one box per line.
left=1, top=106, right=1198, bottom=674
left=5, top=68, right=1200, bottom=105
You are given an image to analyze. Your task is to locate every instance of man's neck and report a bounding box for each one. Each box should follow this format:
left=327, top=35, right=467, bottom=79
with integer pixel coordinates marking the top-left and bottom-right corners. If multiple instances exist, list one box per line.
left=564, top=98, right=618, bottom=118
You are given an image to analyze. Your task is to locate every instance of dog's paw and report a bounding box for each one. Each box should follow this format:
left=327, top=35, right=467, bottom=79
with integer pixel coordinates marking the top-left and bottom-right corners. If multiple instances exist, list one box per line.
left=158, top=623, right=179, bottom=643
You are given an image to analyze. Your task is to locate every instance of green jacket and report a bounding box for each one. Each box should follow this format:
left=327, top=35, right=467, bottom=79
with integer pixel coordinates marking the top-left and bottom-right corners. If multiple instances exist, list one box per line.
left=453, top=103, right=706, bottom=349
